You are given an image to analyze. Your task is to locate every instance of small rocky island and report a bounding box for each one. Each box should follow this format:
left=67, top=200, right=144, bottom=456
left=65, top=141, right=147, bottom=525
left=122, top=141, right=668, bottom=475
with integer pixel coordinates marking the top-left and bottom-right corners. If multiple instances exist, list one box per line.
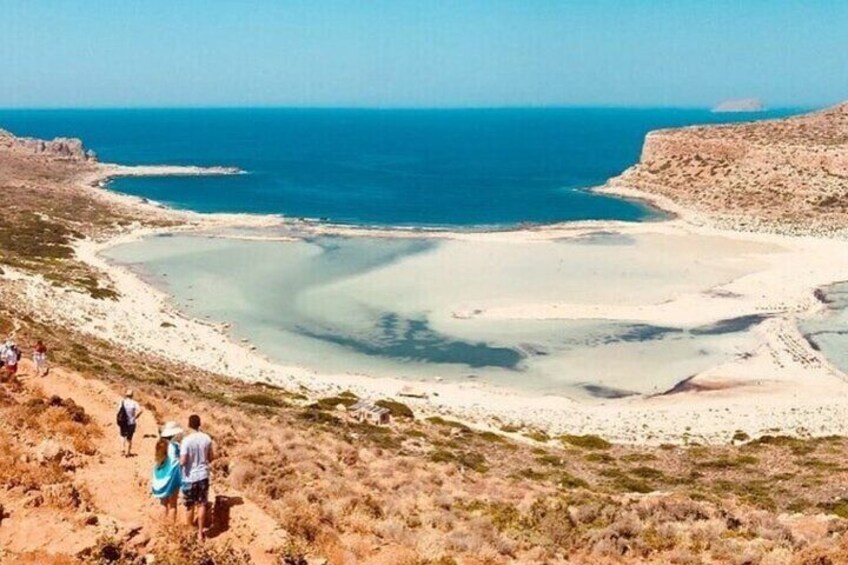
left=711, top=98, right=766, bottom=113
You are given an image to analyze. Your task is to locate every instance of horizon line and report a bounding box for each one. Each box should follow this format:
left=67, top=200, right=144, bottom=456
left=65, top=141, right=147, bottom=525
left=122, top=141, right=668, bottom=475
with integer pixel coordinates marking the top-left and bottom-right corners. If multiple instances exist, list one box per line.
left=0, top=103, right=823, bottom=113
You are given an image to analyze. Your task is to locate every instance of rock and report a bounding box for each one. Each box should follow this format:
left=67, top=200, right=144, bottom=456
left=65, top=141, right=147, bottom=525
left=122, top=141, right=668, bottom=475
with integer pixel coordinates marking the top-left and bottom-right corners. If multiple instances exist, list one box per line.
left=35, top=439, right=65, bottom=463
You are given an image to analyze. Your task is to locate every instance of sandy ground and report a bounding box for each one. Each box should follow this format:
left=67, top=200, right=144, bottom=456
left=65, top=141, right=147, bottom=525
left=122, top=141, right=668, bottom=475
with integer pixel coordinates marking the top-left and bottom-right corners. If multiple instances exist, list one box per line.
left=8, top=162, right=848, bottom=445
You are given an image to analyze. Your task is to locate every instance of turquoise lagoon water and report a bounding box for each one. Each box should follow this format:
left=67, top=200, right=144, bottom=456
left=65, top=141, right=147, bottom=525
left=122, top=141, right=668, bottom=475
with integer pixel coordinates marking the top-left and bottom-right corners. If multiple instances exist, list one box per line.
left=0, top=107, right=802, bottom=227
left=103, top=233, right=767, bottom=397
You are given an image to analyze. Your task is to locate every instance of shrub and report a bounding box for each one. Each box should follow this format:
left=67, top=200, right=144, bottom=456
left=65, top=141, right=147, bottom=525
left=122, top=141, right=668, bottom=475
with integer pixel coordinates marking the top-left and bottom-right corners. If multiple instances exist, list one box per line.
left=375, top=399, right=414, bottom=419
left=426, top=416, right=471, bottom=432
left=235, top=393, right=284, bottom=408
left=313, top=396, right=358, bottom=410
left=560, top=434, right=612, bottom=450
left=558, top=472, right=589, bottom=489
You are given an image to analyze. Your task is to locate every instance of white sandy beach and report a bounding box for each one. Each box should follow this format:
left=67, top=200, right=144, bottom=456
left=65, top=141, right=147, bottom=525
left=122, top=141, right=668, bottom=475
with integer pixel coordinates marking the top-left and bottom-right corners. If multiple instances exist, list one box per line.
left=6, top=162, right=848, bottom=445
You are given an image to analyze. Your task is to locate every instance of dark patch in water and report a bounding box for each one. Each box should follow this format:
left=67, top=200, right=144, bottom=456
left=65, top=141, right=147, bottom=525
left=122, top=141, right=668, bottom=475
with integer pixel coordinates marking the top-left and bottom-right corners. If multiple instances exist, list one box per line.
left=803, top=334, right=822, bottom=352
left=581, top=384, right=638, bottom=399
left=813, top=288, right=831, bottom=305
left=606, top=324, right=682, bottom=343
left=298, top=313, right=524, bottom=369
left=690, top=315, right=769, bottom=336
left=561, top=323, right=683, bottom=348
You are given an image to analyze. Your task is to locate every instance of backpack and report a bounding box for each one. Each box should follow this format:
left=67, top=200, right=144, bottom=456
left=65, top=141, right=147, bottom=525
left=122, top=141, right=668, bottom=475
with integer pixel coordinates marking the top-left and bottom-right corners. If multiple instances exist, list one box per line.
left=116, top=400, right=129, bottom=428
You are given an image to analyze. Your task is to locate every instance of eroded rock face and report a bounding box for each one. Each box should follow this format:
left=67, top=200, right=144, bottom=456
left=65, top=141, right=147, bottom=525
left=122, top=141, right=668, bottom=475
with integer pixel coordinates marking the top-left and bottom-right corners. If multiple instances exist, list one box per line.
left=609, top=102, right=848, bottom=232
left=0, top=129, right=97, bottom=162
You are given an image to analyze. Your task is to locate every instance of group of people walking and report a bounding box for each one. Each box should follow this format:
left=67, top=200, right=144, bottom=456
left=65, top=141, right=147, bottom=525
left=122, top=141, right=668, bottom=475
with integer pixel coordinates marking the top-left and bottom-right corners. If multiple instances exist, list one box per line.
left=116, top=390, right=215, bottom=541
left=0, top=338, right=48, bottom=379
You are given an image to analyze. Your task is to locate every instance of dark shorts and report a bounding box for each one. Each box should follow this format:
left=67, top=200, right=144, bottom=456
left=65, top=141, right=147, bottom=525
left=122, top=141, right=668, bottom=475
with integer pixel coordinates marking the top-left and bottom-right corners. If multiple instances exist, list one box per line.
left=119, top=423, right=136, bottom=439
left=182, top=478, right=210, bottom=507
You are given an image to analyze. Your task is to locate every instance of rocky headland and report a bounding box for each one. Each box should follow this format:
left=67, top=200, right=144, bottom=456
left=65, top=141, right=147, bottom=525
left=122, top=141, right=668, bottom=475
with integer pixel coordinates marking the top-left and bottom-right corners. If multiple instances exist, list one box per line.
left=0, top=128, right=97, bottom=162
left=607, top=102, right=848, bottom=234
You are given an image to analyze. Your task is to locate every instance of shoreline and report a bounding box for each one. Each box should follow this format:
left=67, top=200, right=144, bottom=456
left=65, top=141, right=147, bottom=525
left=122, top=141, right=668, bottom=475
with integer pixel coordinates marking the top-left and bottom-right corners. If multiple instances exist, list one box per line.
left=36, top=160, right=848, bottom=445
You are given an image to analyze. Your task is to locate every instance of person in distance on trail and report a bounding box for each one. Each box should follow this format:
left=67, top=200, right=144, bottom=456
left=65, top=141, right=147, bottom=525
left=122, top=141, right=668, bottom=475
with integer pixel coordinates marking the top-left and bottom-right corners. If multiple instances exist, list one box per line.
left=117, top=389, right=143, bottom=457
left=33, top=339, right=48, bottom=377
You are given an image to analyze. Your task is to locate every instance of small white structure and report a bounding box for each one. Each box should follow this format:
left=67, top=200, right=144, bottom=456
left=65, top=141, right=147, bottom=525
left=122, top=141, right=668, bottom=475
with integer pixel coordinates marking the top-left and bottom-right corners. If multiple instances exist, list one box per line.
left=349, top=400, right=391, bottom=426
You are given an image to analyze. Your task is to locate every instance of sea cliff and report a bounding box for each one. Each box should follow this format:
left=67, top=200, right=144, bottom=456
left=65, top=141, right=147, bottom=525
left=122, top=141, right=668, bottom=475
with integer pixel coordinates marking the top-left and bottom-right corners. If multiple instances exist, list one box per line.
left=608, top=102, right=848, bottom=233
left=0, top=128, right=97, bottom=161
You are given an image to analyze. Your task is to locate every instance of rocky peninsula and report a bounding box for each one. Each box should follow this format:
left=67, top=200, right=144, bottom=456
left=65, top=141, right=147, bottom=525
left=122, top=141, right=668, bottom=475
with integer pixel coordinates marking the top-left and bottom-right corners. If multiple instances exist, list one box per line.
left=607, top=101, right=848, bottom=234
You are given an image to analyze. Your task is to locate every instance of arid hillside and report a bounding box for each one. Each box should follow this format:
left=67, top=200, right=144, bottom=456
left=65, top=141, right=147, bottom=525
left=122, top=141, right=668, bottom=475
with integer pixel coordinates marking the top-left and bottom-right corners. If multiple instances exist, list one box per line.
left=609, top=102, right=848, bottom=232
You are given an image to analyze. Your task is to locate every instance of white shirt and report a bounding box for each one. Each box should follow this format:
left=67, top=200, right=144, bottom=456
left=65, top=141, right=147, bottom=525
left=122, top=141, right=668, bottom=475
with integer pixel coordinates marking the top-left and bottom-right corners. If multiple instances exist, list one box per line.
left=181, top=431, right=212, bottom=483
left=119, top=398, right=140, bottom=425
left=3, top=348, right=17, bottom=365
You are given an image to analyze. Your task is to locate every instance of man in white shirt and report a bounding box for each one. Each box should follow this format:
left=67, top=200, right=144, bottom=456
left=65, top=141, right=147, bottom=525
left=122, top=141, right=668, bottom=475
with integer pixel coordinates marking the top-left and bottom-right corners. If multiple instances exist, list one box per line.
left=180, top=413, right=214, bottom=541
left=118, top=389, right=142, bottom=457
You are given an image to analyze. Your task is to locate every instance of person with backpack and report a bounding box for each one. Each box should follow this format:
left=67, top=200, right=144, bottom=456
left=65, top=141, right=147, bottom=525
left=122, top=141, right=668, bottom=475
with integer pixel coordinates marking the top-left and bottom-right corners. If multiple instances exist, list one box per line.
left=3, top=341, right=20, bottom=379
left=117, top=389, right=143, bottom=457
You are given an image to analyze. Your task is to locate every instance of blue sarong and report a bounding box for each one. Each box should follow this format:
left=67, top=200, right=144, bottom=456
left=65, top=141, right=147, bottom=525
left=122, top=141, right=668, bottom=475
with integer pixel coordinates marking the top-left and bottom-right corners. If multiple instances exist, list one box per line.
left=151, top=441, right=182, bottom=499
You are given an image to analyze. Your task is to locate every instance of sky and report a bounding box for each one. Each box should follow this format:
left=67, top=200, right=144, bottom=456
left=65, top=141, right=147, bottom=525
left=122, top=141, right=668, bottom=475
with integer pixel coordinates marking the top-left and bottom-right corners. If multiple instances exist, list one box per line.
left=1, top=1, right=846, bottom=109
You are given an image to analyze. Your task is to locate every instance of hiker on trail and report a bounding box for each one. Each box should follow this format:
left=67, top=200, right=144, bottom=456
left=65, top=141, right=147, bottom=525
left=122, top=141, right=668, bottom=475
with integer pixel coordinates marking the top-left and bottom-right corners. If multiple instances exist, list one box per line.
left=33, top=339, right=48, bottom=376
left=117, top=389, right=143, bottom=457
left=3, top=340, right=20, bottom=379
left=180, top=414, right=214, bottom=541
left=152, top=421, right=183, bottom=522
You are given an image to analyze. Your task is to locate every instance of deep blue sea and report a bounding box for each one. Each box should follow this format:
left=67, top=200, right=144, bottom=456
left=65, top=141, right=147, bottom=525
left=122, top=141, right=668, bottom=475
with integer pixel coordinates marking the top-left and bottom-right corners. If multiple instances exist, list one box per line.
left=0, top=108, right=803, bottom=227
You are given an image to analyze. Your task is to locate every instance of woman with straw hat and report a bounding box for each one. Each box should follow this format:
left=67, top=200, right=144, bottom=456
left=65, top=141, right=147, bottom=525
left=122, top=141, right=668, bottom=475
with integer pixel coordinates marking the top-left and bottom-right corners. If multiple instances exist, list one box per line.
left=151, top=421, right=183, bottom=522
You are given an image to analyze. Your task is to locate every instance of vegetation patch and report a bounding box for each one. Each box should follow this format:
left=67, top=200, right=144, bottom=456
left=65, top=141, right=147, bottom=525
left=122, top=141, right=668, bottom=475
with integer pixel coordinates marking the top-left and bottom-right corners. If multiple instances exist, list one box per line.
left=236, top=393, right=285, bottom=408
left=375, top=399, right=414, bottom=419
left=560, top=434, right=612, bottom=450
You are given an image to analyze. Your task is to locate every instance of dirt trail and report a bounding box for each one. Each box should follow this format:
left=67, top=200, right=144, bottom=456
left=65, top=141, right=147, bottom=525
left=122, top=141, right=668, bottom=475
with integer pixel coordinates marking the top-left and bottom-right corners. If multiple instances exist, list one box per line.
left=21, top=361, right=286, bottom=563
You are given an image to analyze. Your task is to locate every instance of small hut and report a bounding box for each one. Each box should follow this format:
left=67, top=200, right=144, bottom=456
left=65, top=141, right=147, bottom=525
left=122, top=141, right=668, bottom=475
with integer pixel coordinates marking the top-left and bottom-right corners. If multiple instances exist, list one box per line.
left=349, top=400, right=391, bottom=426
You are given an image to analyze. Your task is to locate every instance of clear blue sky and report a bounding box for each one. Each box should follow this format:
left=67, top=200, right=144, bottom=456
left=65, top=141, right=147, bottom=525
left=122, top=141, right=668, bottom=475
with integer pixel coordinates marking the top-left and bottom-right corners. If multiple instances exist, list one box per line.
left=1, top=0, right=845, bottom=108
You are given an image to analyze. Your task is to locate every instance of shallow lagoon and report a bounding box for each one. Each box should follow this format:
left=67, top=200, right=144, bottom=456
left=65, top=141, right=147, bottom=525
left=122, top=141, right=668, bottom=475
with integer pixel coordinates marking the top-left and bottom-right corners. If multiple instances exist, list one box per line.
left=104, top=231, right=775, bottom=398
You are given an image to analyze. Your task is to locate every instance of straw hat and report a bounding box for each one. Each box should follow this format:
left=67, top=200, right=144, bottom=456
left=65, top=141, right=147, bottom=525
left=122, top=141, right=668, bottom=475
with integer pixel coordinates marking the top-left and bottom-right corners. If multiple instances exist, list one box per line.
left=160, top=421, right=183, bottom=438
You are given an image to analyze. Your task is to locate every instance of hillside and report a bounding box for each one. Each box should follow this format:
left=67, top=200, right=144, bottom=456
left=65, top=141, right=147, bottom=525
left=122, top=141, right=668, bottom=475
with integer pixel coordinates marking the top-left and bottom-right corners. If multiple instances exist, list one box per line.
left=608, top=102, right=848, bottom=233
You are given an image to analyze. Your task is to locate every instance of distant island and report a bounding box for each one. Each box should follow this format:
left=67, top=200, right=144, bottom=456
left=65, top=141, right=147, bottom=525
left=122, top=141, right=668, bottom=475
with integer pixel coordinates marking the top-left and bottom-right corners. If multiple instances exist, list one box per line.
left=711, top=97, right=766, bottom=113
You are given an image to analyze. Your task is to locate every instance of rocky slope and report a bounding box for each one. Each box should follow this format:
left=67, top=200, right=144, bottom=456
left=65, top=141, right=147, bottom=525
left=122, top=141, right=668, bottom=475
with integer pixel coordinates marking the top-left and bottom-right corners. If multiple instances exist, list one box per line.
left=0, top=128, right=96, bottom=161
left=608, top=101, right=848, bottom=233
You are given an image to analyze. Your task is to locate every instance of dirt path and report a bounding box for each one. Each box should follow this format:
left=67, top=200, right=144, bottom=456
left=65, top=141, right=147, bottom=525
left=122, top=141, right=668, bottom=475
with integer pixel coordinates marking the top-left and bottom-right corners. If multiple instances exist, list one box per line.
left=20, top=361, right=286, bottom=563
